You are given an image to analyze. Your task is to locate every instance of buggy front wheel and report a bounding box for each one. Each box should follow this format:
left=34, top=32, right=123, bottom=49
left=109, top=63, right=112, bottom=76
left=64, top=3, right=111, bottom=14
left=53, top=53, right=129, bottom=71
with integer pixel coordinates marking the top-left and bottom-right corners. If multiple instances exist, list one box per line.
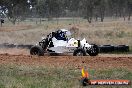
left=30, top=46, right=44, bottom=56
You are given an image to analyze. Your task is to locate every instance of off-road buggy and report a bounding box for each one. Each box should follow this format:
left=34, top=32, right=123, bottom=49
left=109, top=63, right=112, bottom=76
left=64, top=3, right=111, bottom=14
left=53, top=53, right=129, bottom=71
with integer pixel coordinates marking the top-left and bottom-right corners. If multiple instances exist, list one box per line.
left=30, top=29, right=99, bottom=56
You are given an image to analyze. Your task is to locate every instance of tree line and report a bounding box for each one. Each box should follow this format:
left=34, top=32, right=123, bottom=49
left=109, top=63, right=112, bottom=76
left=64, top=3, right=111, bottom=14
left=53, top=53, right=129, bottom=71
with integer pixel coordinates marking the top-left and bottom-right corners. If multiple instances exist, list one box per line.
left=0, top=0, right=132, bottom=24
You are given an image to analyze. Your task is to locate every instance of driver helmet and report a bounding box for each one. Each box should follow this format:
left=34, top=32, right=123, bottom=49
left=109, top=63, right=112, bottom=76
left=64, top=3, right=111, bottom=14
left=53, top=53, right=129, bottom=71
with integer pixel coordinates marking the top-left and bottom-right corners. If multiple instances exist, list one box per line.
left=60, top=29, right=71, bottom=37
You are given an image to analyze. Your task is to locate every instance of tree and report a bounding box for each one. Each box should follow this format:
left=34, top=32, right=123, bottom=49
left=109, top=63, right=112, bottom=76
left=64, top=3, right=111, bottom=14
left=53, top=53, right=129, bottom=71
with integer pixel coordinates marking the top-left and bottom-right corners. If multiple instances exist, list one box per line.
left=44, top=0, right=63, bottom=19
left=99, top=0, right=105, bottom=22
left=0, top=0, right=30, bottom=24
left=127, top=0, right=132, bottom=21
left=1, top=0, right=132, bottom=24
left=36, top=0, right=46, bottom=18
left=93, top=0, right=106, bottom=22
left=82, top=0, right=94, bottom=23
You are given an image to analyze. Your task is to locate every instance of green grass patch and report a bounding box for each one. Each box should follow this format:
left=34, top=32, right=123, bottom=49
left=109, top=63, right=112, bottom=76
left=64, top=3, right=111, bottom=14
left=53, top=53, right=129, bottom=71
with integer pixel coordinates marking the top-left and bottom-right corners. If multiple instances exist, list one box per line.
left=0, top=65, right=132, bottom=88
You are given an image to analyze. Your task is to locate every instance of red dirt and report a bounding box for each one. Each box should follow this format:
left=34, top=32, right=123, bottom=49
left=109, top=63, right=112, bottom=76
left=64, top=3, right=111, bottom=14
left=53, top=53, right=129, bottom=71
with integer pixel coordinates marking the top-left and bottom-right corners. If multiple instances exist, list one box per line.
left=0, top=53, right=132, bottom=70
left=0, top=48, right=29, bottom=55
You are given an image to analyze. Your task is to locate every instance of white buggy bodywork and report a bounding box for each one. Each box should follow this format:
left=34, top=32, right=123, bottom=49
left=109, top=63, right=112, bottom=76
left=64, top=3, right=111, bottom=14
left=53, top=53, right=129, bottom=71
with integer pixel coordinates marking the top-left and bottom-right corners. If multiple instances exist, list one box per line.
left=30, top=29, right=99, bottom=56
left=49, top=38, right=92, bottom=53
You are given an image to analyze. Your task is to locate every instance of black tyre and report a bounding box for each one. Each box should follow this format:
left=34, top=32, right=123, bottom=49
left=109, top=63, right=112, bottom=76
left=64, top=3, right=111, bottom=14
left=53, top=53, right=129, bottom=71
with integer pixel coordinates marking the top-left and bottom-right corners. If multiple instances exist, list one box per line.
left=87, top=44, right=99, bottom=56
left=73, top=48, right=86, bottom=56
left=99, top=45, right=114, bottom=53
left=117, top=45, right=129, bottom=52
left=30, top=46, right=44, bottom=56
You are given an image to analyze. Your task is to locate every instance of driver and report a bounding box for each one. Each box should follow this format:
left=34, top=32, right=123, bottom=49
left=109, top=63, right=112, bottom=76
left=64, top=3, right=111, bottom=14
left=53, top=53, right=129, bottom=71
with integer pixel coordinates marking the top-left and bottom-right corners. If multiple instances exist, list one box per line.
left=55, top=30, right=67, bottom=41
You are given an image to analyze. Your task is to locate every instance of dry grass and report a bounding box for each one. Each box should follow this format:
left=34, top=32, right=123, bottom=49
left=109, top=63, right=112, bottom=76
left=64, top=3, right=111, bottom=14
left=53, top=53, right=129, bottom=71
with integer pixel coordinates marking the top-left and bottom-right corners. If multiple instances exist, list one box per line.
left=0, top=18, right=132, bottom=46
left=0, top=64, right=132, bottom=88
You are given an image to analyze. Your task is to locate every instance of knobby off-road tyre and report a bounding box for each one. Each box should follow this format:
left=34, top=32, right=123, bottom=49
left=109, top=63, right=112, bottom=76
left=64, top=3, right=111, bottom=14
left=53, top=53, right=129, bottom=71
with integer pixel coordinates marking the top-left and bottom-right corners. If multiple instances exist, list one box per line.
left=87, top=44, right=99, bottom=56
left=30, top=46, right=44, bottom=56
left=73, top=48, right=86, bottom=56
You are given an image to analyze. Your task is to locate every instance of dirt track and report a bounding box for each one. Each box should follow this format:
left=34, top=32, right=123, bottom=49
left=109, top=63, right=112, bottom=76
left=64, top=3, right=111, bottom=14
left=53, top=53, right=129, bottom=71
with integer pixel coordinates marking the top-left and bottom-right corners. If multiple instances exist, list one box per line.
left=0, top=48, right=132, bottom=70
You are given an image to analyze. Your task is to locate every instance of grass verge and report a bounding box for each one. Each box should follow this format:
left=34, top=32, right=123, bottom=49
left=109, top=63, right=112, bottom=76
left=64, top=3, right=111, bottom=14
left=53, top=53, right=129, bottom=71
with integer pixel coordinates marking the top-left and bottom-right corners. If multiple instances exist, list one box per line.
left=0, top=64, right=132, bottom=88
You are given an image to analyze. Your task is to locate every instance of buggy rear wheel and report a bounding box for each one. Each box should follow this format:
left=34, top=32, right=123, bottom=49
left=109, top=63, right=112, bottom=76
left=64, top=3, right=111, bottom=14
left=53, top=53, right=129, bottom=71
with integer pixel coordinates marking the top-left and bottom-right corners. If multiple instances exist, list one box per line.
left=73, top=48, right=86, bottom=56
left=87, top=44, right=99, bottom=56
left=30, top=46, right=44, bottom=56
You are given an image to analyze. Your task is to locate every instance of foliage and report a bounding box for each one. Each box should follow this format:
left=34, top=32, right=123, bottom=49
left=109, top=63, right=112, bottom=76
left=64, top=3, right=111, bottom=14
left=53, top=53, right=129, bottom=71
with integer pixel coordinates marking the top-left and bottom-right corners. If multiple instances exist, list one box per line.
left=1, top=0, right=132, bottom=24
left=0, top=0, right=30, bottom=24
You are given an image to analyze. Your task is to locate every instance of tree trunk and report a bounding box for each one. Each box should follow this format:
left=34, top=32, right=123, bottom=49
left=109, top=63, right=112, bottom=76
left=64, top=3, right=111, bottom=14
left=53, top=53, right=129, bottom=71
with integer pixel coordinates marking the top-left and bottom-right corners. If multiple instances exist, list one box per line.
left=95, top=14, right=98, bottom=22
left=10, top=19, right=16, bottom=25
left=101, top=15, right=104, bottom=22
left=87, top=17, right=92, bottom=23
left=86, top=9, right=93, bottom=23
left=40, top=18, right=41, bottom=24
left=122, top=8, right=126, bottom=21
left=128, top=13, right=131, bottom=21
left=100, top=12, right=104, bottom=22
left=12, top=20, right=16, bottom=25
left=100, top=8, right=105, bottom=22
left=123, top=16, right=126, bottom=21
left=7, top=17, right=17, bottom=25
